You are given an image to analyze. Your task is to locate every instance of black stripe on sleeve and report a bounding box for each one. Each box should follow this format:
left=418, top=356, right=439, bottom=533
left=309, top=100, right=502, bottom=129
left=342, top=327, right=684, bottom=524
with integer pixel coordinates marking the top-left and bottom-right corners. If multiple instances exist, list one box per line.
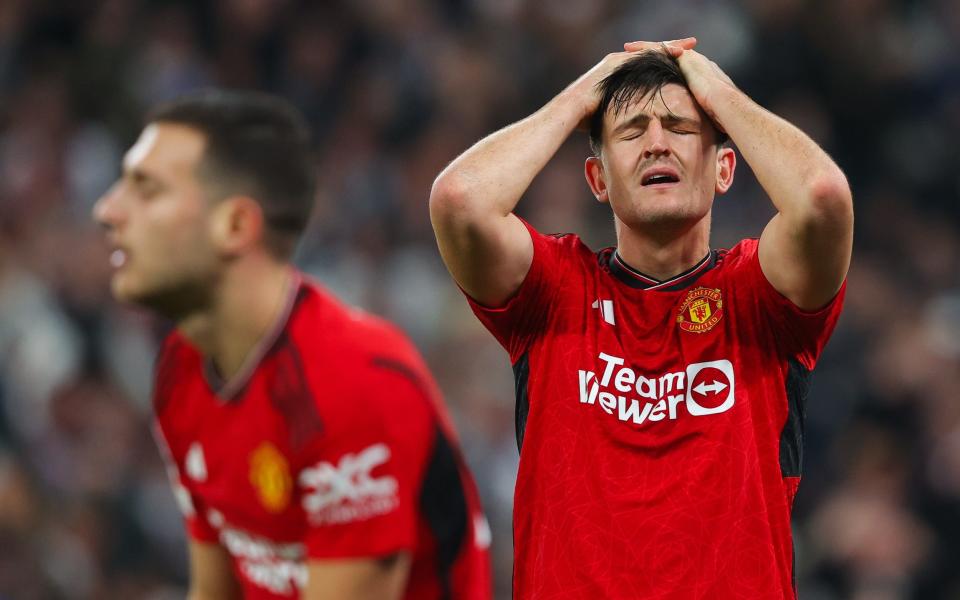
left=418, top=425, right=470, bottom=600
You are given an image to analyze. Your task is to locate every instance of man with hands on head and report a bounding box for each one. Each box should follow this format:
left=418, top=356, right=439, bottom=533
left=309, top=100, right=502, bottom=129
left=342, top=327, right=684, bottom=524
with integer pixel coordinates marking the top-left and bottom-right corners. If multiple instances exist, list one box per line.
left=430, top=37, right=851, bottom=599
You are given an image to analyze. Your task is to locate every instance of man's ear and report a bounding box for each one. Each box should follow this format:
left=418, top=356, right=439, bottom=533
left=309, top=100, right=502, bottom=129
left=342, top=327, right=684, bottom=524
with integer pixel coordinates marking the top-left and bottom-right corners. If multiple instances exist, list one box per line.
left=715, top=146, right=736, bottom=195
left=210, top=196, right=265, bottom=257
left=585, top=156, right=609, bottom=204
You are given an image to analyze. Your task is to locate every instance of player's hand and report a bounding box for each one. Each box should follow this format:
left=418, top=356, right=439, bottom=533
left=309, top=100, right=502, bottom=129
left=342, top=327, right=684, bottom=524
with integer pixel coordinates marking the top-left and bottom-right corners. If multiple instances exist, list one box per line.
left=625, top=40, right=738, bottom=134
left=567, top=37, right=697, bottom=129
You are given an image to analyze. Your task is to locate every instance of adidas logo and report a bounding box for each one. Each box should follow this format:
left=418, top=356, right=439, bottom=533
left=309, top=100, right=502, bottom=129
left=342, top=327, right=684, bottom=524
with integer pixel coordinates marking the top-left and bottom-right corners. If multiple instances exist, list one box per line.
left=592, top=299, right=615, bottom=326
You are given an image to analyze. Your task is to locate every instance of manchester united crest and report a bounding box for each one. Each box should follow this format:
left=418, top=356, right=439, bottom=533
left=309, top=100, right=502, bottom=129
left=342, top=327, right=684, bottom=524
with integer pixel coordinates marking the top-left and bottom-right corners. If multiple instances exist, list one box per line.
left=676, top=287, right=723, bottom=333
left=249, top=442, right=292, bottom=513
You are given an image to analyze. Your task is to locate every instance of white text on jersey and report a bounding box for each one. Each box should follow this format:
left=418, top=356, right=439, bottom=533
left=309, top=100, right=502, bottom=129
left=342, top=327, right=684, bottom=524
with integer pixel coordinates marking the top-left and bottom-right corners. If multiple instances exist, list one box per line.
left=578, top=353, right=735, bottom=426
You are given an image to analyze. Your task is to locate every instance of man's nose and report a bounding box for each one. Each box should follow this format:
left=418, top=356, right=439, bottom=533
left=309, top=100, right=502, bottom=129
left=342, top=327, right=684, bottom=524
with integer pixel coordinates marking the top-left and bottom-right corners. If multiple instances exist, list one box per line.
left=92, top=182, right=124, bottom=230
left=643, top=121, right=671, bottom=158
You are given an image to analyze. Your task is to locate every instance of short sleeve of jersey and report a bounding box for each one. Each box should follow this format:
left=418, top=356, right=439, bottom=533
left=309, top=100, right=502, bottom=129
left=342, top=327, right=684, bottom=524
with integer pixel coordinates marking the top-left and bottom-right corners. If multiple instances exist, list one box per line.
left=300, top=357, right=435, bottom=560
left=464, top=218, right=573, bottom=362
left=738, top=239, right=846, bottom=370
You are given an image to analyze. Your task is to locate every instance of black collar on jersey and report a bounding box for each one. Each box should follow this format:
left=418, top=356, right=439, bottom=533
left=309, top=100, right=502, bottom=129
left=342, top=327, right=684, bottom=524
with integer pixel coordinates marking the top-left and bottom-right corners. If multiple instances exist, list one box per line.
left=604, top=248, right=718, bottom=291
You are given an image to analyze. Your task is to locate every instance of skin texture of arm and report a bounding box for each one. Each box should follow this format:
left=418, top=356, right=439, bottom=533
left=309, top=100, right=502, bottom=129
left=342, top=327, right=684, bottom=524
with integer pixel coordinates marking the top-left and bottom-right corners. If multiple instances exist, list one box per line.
left=626, top=41, right=854, bottom=310
left=303, top=554, right=412, bottom=600
left=430, top=39, right=696, bottom=308
left=186, top=541, right=242, bottom=600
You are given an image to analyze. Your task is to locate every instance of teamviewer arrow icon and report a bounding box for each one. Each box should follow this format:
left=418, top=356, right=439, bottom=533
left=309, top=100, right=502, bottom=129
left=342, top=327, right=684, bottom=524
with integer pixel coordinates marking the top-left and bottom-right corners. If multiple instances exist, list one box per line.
left=693, top=380, right=728, bottom=396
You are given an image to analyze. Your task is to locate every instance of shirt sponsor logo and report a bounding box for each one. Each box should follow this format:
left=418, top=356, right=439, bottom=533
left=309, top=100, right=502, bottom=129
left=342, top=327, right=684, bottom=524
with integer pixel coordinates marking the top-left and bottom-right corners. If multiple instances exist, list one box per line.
left=210, top=515, right=306, bottom=596
left=578, top=353, right=735, bottom=426
left=249, top=442, right=293, bottom=513
left=299, top=443, right=399, bottom=525
left=676, top=286, right=723, bottom=333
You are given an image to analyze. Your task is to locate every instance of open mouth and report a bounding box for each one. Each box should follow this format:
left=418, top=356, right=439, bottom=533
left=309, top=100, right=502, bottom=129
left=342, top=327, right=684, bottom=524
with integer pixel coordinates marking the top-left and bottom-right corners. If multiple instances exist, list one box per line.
left=641, top=168, right=680, bottom=187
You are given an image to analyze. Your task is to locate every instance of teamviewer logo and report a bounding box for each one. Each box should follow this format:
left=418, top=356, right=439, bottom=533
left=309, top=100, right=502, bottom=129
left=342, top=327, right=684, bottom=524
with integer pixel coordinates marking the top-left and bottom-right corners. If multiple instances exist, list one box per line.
left=685, top=359, right=735, bottom=416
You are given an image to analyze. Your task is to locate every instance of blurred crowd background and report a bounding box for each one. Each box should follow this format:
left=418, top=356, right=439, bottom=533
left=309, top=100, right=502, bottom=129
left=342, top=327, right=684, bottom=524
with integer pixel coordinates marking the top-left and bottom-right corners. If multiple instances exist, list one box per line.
left=0, top=0, right=958, bottom=598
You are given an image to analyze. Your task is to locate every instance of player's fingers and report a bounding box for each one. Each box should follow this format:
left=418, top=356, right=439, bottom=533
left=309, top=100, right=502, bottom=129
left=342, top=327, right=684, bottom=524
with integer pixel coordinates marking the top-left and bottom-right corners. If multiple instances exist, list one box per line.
left=623, top=41, right=676, bottom=56
left=664, top=37, right=697, bottom=49
left=622, top=41, right=655, bottom=51
left=623, top=37, right=696, bottom=53
left=660, top=42, right=684, bottom=57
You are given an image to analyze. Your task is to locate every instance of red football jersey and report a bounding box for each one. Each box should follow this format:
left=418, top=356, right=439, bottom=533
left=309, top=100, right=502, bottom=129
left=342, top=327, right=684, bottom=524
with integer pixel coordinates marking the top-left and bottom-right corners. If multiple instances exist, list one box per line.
left=153, top=272, right=491, bottom=599
left=465, top=221, right=845, bottom=600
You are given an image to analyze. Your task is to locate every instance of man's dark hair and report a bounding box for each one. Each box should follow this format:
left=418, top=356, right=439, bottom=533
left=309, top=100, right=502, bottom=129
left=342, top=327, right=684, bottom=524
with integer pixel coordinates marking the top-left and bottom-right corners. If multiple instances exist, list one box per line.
left=148, top=89, right=316, bottom=260
left=588, top=51, right=728, bottom=156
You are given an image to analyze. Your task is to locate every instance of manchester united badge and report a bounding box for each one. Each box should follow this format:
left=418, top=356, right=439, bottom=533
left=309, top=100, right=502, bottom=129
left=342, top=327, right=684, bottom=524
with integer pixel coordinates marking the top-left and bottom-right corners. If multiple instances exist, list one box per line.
left=676, top=287, right=723, bottom=333
left=249, top=441, right=293, bottom=513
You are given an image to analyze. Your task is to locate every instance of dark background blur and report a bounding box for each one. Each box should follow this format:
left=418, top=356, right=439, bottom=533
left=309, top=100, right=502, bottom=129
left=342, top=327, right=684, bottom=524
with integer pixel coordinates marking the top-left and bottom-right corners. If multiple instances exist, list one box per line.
left=0, top=1, right=958, bottom=598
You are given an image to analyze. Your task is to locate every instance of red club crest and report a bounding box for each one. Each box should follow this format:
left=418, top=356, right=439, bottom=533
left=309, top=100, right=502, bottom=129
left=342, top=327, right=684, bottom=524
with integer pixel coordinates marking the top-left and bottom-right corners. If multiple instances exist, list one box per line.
left=676, top=287, right=723, bottom=333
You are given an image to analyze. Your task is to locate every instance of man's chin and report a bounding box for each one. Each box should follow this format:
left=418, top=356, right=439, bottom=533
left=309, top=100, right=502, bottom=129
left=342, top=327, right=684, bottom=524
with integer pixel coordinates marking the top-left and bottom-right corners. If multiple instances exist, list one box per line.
left=111, top=273, right=210, bottom=318
left=619, top=208, right=705, bottom=233
left=111, top=274, right=169, bottom=311
left=110, top=278, right=157, bottom=311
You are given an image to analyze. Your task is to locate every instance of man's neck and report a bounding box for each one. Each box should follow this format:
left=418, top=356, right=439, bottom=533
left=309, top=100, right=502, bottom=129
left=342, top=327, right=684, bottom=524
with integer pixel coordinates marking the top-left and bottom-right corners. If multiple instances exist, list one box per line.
left=614, top=217, right=711, bottom=282
left=177, top=259, right=294, bottom=381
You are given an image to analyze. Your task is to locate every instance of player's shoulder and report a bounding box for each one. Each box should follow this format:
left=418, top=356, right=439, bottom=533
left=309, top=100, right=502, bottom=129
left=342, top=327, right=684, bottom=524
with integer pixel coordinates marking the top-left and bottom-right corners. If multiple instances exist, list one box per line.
left=714, top=238, right=761, bottom=272
left=288, top=280, right=439, bottom=434
left=537, top=228, right=595, bottom=258
left=157, top=328, right=194, bottom=360
left=295, top=277, right=417, bottom=356
left=522, top=217, right=597, bottom=261
left=153, top=329, right=201, bottom=415
left=290, top=277, right=431, bottom=388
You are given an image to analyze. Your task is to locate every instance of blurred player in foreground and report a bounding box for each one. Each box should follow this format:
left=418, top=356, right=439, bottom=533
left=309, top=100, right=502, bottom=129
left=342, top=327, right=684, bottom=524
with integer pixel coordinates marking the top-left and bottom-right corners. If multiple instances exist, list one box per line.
left=430, top=38, right=852, bottom=599
left=94, top=90, right=491, bottom=600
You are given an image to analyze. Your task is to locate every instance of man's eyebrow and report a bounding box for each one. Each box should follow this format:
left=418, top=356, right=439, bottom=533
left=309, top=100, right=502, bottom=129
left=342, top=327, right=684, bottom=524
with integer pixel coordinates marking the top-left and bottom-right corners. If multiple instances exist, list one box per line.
left=613, top=113, right=701, bottom=135
left=124, top=167, right=164, bottom=189
left=660, top=114, right=701, bottom=128
left=612, top=113, right=651, bottom=135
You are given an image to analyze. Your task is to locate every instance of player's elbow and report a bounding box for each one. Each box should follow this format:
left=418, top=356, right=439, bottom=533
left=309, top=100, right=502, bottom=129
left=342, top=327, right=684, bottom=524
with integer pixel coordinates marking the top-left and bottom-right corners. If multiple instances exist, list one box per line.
left=810, top=170, right=853, bottom=212
left=429, top=172, right=466, bottom=223
left=805, top=169, right=853, bottom=225
left=429, top=171, right=487, bottom=232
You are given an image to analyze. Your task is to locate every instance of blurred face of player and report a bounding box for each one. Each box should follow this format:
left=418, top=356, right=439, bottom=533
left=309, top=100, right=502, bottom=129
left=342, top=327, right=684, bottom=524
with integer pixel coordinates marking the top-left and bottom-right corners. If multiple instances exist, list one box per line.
left=93, top=123, right=221, bottom=315
left=585, top=83, right=735, bottom=234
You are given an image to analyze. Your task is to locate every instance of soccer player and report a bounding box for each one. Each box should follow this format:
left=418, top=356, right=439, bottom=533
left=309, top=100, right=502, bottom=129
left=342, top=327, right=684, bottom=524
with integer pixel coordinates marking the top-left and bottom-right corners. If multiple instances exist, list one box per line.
left=94, top=91, right=491, bottom=600
left=429, top=38, right=852, bottom=599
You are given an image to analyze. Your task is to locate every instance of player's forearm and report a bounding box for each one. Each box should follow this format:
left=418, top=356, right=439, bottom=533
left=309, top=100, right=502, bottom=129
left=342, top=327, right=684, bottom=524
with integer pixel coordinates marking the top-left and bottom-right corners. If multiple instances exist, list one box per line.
left=712, top=86, right=852, bottom=221
left=429, top=90, right=584, bottom=221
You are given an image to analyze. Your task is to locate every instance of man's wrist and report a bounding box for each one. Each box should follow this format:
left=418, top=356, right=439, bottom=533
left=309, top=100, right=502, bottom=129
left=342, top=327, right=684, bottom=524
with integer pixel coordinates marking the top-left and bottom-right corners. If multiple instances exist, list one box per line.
left=551, top=86, right=595, bottom=130
left=699, top=82, right=749, bottom=138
